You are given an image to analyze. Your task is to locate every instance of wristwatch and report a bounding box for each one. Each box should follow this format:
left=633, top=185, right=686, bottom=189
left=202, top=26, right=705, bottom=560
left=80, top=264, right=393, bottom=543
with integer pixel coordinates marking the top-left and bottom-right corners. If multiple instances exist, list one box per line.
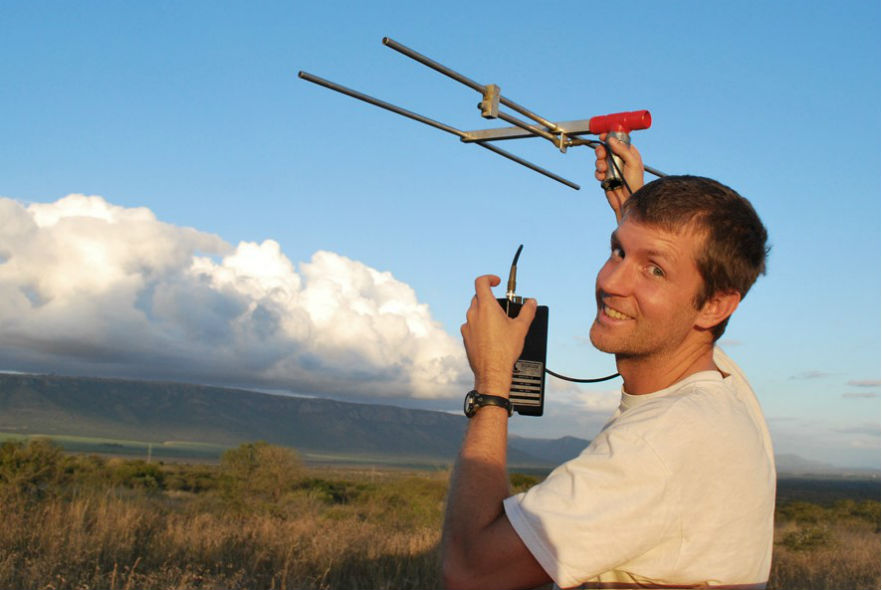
left=463, top=390, right=513, bottom=418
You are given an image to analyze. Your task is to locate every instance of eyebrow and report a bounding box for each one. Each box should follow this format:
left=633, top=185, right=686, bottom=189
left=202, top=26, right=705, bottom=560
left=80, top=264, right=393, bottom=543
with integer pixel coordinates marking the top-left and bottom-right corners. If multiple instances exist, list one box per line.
left=609, top=229, right=679, bottom=265
left=646, top=249, right=677, bottom=265
left=609, top=230, right=619, bottom=247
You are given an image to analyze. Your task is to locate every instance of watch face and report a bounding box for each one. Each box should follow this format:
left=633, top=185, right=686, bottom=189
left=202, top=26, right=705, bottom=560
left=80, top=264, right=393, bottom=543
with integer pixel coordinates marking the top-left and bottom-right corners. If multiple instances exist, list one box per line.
left=464, top=390, right=512, bottom=418
left=463, top=391, right=478, bottom=417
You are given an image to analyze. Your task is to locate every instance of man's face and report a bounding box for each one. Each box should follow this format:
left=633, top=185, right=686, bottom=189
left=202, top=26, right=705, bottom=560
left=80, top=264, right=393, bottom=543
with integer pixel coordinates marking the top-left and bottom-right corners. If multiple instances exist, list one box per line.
left=589, top=217, right=706, bottom=360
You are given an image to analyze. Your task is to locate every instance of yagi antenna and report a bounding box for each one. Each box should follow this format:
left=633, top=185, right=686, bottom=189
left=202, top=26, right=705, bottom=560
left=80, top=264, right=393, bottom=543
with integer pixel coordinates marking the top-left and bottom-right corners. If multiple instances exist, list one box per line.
left=299, top=37, right=666, bottom=190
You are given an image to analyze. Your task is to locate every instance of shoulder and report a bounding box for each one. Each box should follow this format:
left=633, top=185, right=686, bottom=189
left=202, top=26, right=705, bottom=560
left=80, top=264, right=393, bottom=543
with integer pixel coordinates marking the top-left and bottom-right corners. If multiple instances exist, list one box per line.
left=607, top=375, right=768, bottom=472
left=612, top=376, right=733, bottom=434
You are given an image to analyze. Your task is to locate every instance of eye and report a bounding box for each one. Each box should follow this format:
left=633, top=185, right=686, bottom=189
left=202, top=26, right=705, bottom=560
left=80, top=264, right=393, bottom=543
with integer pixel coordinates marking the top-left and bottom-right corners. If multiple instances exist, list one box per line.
left=648, top=265, right=665, bottom=278
left=610, top=246, right=624, bottom=260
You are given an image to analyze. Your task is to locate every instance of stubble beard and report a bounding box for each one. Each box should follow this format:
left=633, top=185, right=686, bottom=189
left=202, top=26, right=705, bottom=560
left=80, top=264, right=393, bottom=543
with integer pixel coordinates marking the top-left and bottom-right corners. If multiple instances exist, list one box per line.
left=589, top=317, right=642, bottom=359
left=589, top=305, right=681, bottom=361
left=589, top=307, right=700, bottom=366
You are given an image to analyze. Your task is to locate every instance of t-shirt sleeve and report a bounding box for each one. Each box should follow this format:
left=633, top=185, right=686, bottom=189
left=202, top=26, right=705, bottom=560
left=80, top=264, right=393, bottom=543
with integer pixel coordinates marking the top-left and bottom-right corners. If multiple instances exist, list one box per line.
left=503, top=426, right=674, bottom=588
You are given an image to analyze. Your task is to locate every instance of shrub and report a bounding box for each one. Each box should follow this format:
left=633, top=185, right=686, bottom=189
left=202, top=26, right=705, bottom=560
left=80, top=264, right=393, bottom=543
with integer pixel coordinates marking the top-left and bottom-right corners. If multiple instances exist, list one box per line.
left=0, top=439, right=68, bottom=500
left=299, top=477, right=368, bottom=505
left=164, top=463, right=219, bottom=493
left=836, top=499, right=881, bottom=526
left=509, top=472, right=539, bottom=494
left=221, top=442, right=304, bottom=504
left=780, top=525, right=832, bottom=551
left=65, top=453, right=111, bottom=489
left=111, top=459, right=166, bottom=490
left=779, top=501, right=827, bottom=523
left=359, top=476, right=446, bottom=529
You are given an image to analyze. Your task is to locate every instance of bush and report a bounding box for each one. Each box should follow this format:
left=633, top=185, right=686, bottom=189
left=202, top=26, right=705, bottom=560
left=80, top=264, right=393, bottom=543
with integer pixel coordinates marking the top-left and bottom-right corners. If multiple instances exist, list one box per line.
left=111, top=459, right=166, bottom=490
left=358, top=476, right=446, bottom=529
left=65, top=453, right=111, bottom=489
left=509, top=472, right=539, bottom=494
left=833, top=498, right=881, bottom=526
left=780, top=525, right=832, bottom=551
left=0, top=439, right=68, bottom=500
left=779, top=501, right=827, bottom=523
left=221, top=442, right=304, bottom=504
left=164, top=463, right=219, bottom=493
left=300, top=477, right=368, bottom=505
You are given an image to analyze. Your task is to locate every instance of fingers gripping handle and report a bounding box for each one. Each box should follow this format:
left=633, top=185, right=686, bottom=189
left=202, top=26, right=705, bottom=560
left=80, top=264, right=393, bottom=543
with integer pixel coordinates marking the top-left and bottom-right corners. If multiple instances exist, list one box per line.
left=589, top=110, right=651, bottom=193
left=600, top=131, right=630, bottom=192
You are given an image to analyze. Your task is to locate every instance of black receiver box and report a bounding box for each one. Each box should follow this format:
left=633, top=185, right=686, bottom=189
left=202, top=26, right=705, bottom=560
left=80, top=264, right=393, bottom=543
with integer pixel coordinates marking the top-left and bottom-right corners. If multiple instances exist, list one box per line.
left=497, top=298, right=548, bottom=416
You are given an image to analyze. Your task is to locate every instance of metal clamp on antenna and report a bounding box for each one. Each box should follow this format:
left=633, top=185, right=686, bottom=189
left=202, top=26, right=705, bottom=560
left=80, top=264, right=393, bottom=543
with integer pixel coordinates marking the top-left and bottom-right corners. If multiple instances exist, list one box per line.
left=299, top=37, right=666, bottom=190
left=480, top=84, right=500, bottom=119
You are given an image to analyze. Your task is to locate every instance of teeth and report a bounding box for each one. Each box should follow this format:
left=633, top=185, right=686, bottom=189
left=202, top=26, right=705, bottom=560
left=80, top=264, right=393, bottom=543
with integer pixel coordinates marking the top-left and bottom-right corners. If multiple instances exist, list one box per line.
left=604, top=306, right=631, bottom=320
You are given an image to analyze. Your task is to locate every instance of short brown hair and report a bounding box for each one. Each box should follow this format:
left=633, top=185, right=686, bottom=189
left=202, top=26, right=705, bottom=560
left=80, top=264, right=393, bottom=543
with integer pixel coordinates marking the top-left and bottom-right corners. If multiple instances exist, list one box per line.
left=622, top=175, right=769, bottom=340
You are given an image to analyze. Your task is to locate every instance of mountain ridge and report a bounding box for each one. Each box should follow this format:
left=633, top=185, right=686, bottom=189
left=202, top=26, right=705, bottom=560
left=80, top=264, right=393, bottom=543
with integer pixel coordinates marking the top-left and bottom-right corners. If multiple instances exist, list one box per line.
left=0, top=372, right=580, bottom=467
left=1, top=372, right=874, bottom=476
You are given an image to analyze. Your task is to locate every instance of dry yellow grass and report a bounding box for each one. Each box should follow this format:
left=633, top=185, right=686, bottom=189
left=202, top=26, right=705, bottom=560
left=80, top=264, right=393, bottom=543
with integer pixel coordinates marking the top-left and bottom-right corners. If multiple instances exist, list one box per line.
left=769, top=518, right=880, bottom=590
left=0, top=441, right=877, bottom=589
left=1, top=487, right=443, bottom=589
left=4, top=485, right=879, bottom=589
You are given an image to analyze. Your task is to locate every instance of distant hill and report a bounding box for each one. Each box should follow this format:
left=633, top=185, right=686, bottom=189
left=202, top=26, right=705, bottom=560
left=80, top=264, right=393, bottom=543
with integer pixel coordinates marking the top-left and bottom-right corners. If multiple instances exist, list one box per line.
left=508, top=435, right=592, bottom=466
left=0, top=373, right=588, bottom=468
left=776, top=453, right=838, bottom=475
left=3, top=373, right=873, bottom=477
left=774, top=454, right=879, bottom=478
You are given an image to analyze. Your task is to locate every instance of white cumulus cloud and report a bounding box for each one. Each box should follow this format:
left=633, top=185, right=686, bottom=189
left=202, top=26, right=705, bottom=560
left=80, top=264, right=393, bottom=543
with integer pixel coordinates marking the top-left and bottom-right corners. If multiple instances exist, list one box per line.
left=0, top=194, right=469, bottom=400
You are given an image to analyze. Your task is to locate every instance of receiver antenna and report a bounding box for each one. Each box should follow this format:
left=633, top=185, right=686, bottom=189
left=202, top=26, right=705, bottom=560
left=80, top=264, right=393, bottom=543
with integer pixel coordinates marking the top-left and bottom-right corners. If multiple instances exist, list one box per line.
left=299, top=37, right=666, bottom=190
left=506, top=244, right=523, bottom=302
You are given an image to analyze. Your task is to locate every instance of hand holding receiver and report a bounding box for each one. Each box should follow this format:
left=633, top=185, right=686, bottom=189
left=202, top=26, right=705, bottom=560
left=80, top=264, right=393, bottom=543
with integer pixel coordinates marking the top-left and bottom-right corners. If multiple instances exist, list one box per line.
left=460, top=275, right=537, bottom=397
left=594, top=134, right=645, bottom=223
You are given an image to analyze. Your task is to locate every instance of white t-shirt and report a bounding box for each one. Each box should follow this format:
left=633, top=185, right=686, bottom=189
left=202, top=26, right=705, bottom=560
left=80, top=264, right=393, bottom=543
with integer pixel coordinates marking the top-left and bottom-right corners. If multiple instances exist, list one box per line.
left=504, top=348, right=775, bottom=589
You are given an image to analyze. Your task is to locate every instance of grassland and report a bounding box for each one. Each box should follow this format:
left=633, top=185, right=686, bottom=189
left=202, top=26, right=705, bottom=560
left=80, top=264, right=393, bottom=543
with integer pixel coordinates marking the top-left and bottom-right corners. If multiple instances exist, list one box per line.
left=0, top=431, right=229, bottom=461
left=0, top=439, right=878, bottom=589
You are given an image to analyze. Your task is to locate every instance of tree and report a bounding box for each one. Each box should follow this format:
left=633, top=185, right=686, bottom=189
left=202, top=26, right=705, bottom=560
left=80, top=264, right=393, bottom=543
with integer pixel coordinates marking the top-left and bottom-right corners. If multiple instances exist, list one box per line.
left=220, top=442, right=303, bottom=503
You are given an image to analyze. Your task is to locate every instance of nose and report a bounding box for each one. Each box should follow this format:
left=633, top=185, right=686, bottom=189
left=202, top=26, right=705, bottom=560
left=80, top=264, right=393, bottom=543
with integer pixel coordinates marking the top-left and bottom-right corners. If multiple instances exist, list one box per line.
left=596, top=257, right=632, bottom=297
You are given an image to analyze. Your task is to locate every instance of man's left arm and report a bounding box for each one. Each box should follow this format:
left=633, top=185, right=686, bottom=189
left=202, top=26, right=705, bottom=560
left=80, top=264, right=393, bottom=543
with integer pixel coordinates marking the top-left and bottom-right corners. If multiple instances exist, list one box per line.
left=594, top=134, right=645, bottom=223
left=441, top=275, right=551, bottom=590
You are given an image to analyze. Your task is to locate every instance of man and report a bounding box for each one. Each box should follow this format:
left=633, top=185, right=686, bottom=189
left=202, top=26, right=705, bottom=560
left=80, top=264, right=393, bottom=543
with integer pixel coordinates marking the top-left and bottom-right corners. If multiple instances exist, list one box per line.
left=442, top=137, right=775, bottom=589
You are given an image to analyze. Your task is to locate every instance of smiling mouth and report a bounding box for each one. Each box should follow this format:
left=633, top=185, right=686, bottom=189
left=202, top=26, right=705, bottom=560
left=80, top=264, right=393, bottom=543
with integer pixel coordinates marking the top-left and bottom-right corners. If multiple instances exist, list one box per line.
left=603, top=305, right=633, bottom=321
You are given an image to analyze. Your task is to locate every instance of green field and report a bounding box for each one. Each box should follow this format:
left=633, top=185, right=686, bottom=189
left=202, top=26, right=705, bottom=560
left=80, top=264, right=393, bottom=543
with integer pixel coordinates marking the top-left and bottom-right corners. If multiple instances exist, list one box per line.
left=0, top=431, right=462, bottom=470
left=0, top=431, right=227, bottom=461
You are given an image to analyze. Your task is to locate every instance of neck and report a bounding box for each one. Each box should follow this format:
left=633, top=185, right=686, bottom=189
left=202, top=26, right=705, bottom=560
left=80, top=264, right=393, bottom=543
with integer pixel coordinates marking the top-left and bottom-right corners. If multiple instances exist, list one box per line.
left=616, top=339, right=717, bottom=395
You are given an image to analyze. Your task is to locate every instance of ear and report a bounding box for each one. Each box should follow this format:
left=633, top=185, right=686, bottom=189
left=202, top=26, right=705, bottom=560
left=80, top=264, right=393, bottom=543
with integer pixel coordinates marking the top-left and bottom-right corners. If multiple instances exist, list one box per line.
left=695, top=290, right=741, bottom=331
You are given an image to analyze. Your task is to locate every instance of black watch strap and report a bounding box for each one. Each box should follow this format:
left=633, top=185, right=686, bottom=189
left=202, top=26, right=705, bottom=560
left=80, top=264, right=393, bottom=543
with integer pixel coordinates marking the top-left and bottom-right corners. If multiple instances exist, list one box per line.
left=464, top=390, right=513, bottom=418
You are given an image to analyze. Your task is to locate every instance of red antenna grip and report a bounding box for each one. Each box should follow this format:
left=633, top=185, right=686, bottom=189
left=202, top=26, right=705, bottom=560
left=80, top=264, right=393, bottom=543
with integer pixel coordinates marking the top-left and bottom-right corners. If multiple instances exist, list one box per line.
left=588, top=110, right=652, bottom=134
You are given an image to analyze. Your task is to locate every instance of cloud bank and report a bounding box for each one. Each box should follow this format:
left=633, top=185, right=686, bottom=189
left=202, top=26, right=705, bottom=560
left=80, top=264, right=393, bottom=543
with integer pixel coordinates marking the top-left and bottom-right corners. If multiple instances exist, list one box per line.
left=0, top=194, right=469, bottom=400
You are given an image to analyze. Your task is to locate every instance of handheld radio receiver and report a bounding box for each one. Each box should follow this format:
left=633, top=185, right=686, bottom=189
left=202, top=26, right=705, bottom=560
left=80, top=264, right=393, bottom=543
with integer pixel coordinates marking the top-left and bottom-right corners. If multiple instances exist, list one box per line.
left=498, top=245, right=548, bottom=417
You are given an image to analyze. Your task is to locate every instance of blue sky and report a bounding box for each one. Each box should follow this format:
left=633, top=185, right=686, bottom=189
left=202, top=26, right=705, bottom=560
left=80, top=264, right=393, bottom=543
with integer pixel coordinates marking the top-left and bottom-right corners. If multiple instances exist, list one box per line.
left=1, top=1, right=879, bottom=468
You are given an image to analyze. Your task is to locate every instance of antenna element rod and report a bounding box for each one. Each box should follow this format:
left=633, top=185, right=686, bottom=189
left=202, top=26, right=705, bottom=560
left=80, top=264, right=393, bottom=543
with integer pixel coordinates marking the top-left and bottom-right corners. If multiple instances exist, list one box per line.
left=298, top=71, right=464, bottom=138
left=383, top=37, right=561, bottom=134
left=644, top=165, right=667, bottom=178
left=383, top=37, right=485, bottom=92
left=476, top=142, right=580, bottom=190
